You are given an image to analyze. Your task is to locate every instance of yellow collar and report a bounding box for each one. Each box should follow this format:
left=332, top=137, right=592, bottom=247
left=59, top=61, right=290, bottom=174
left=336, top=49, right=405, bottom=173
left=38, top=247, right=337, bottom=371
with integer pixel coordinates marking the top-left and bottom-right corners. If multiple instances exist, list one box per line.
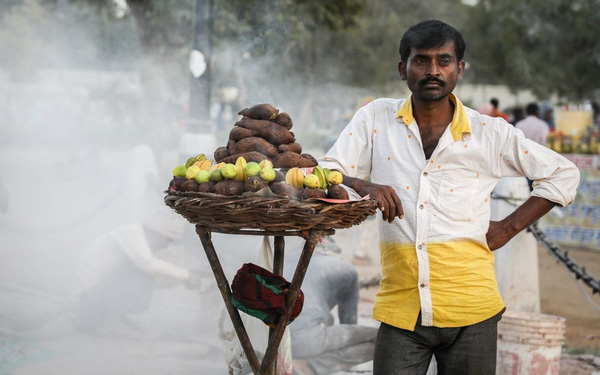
left=395, top=93, right=471, bottom=141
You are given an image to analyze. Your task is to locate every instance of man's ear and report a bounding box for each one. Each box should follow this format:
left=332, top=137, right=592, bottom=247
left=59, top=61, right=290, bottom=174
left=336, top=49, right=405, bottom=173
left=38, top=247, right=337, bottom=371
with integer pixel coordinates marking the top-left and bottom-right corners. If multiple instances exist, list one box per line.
left=457, top=60, right=466, bottom=80
left=398, top=61, right=407, bottom=81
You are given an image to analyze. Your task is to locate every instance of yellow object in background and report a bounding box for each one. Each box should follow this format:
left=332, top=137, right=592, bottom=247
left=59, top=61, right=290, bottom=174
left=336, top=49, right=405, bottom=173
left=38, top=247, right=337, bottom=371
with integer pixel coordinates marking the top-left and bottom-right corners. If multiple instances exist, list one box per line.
left=555, top=109, right=593, bottom=136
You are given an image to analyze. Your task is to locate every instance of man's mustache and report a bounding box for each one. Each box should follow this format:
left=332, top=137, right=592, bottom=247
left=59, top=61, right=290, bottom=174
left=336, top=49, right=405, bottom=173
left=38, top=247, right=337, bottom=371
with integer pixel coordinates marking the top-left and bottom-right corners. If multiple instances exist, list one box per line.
left=419, top=77, right=447, bottom=87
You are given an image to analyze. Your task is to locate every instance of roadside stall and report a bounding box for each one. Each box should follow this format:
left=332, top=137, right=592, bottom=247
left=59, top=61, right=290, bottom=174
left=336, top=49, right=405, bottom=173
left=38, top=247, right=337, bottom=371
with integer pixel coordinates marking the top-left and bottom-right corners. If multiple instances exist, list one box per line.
left=164, top=104, right=377, bottom=375
left=541, top=105, right=600, bottom=251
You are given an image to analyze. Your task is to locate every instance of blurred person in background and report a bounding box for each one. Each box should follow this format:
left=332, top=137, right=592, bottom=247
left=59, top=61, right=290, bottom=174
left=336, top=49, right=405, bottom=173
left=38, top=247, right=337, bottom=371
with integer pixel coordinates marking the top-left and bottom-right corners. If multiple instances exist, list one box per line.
left=318, top=20, right=579, bottom=374
left=591, top=101, right=599, bottom=125
left=285, top=246, right=377, bottom=375
left=74, top=205, right=203, bottom=338
left=476, top=101, right=493, bottom=116
left=510, top=106, right=525, bottom=125
left=514, top=102, right=550, bottom=147
left=515, top=102, right=551, bottom=190
left=540, top=101, right=556, bottom=130
left=490, top=97, right=510, bottom=122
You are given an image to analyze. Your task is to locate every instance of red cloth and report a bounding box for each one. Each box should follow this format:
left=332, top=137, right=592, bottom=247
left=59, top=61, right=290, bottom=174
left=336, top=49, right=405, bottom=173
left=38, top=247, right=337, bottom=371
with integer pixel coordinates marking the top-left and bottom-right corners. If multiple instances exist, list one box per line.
left=231, top=263, right=304, bottom=325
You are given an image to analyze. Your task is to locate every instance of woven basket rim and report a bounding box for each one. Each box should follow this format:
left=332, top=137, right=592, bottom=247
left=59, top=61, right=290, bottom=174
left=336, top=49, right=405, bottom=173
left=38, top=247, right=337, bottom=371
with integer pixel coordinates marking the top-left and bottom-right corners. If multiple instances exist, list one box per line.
left=164, top=190, right=378, bottom=231
left=164, top=189, right=373, bottom=203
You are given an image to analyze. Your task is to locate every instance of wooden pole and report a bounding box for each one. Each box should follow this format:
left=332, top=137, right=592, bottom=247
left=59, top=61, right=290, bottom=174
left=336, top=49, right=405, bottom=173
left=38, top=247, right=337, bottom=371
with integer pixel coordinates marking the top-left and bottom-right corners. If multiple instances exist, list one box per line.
left=258, top=229, right=324, bottom=374
left=196, top=226, right=261, bottom=374
left=268, top=236, right=285, bottom=375
left=273, top=236, right=285, bottom=276
left=195, top=226, right=334, bottom=374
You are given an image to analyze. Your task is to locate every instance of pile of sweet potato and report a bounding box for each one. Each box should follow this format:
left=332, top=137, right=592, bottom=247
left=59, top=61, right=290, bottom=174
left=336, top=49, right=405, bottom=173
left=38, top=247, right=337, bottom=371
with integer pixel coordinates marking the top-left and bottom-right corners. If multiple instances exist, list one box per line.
left=213, top=103, right=318, bottom=168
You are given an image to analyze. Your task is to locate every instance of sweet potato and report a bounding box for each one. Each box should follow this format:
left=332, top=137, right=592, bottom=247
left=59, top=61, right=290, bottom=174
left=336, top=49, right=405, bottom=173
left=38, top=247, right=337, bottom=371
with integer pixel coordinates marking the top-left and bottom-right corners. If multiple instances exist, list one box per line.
left=300, top=188, right=326, bottom=200
left=245, top=176, right=267, bottom=192
left=277, top=142, right=302, bottom=154
left=273, top=112, right=293, bottom=130
left=238, top=103, right=279, bottom=120
left=220, top=151, right=271, bottom=164
left=198, top=181, right=216, bottom=193
left=269, top=182, right=299, bottom=197
left=214, top=147, right=230, bottom=162
left=232, top=137, right=278, bottom=158
left=273, top=170, right=285, bottom=183
left=183, top=179, right=199, bottom=192
left=273, top=151, right=318, bottom=168
left=235, top=119, right=295, bottom=145
left=214, top=180, right=245, bottom=196
left=227, top=139, right=237, bottom=153
left=301, top=153, right=318, bottom=165
left=327, top=184, right=349, bottom=200
left=169, top=177, right=187, bottom=192
left=229, top=127, right=258, bottom=141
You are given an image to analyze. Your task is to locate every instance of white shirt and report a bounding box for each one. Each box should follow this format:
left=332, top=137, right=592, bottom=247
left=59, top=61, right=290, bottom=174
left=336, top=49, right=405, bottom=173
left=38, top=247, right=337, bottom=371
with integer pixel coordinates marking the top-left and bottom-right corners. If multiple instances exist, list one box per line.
left=78, top=224, right=190, bottom=293
left=515, top=115, right=550, bottom=146
left=317, top=95, right=579, bottom=329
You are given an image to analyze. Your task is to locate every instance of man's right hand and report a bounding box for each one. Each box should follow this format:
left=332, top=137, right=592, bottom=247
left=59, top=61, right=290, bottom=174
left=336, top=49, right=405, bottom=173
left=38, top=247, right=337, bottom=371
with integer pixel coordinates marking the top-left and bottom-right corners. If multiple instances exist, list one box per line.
left=343, top=176, right=404, bottom=223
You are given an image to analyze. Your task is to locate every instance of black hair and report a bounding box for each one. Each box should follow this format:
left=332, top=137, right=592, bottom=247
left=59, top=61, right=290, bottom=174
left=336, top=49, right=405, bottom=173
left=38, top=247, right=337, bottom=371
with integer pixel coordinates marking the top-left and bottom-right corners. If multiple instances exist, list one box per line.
left=526, top=103, right=539, bottom=116
left=490, top=98, right=499, bottom=108
left=399, top=20, right=466, bottom=63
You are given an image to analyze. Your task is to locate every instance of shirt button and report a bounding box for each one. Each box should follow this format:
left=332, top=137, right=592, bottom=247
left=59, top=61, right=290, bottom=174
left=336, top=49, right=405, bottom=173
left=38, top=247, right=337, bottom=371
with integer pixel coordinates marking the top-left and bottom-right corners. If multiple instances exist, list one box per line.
left=423, top=172, right=428, bottom=176
left=420, top=284, right=425, bottom=288
left=419, top=204, right=424, bottom=209
left=417, top=244, right=422, bottom=249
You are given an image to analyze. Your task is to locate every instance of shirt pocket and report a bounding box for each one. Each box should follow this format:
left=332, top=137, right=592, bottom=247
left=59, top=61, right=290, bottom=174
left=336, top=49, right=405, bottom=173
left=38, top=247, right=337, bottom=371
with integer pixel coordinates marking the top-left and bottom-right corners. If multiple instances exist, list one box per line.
left=438, top=171, right=480, bottom=222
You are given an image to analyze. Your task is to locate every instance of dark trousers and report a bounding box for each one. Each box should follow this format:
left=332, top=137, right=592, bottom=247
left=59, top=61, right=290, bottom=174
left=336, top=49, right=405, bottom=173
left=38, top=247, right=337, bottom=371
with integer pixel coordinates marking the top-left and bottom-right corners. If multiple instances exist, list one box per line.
left=373, top=311, right=503, bottom=375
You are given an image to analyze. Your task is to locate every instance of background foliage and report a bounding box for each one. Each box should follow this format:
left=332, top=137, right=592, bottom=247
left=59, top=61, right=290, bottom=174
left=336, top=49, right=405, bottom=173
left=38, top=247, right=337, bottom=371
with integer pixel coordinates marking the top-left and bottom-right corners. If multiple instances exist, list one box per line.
left=0, top=0, right=598, bottom=105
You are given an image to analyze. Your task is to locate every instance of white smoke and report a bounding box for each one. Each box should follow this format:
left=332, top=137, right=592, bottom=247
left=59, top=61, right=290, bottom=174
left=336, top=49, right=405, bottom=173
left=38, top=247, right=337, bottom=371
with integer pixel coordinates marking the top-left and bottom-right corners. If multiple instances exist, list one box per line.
left=0, top=2, right=378, bottom=374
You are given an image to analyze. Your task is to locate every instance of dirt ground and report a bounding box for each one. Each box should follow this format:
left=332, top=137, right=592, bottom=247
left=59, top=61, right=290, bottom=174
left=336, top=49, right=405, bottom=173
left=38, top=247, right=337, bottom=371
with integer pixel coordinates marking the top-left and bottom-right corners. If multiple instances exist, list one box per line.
left=4, top=226, right=599, bottom=375
left=537, top=244, right=600, bottom=353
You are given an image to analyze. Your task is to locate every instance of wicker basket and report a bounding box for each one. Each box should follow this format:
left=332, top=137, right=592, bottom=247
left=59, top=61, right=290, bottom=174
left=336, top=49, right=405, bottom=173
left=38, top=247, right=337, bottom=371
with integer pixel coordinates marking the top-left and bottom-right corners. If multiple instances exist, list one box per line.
left=164, top=190, right=377, bottom=232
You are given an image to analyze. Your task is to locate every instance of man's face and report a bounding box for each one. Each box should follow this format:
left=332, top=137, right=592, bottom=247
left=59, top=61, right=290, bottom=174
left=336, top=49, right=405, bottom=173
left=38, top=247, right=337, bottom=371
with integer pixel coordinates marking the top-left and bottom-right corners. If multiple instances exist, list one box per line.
left=399, top=41, right=465, bottom=102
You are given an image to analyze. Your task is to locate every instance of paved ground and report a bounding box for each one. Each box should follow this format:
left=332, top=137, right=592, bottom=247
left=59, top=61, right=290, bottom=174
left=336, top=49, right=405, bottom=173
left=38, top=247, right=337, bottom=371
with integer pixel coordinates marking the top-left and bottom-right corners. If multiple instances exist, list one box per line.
left=2, top=225, right=600, bottom=375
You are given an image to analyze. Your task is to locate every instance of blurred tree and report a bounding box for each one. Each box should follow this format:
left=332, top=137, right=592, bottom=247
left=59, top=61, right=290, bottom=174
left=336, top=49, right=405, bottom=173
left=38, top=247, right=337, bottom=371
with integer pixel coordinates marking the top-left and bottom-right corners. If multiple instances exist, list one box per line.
left=41, top=0, right=366, bottom=129
left=463, top=0, right=600, bottom=100
left=0, top=0, right=28, bottom=16
left=8, top=0, right=596, bottom=127
left=60, top=0, right=195, bottom=55
left=314, top=0, right=467, bottom=92
left=0, top=0, right=47, bottom=80
left=124, top=0, right=195, bottom=54
left=211, top=0, right=366, bottom=126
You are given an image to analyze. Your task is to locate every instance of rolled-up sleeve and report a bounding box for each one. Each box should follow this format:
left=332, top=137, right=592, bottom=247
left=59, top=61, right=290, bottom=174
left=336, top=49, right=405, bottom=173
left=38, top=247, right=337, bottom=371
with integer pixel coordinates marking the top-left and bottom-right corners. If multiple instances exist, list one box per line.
left=531, top=163, right=579, bottom=207
left=498, top=124, right=580, bottom=207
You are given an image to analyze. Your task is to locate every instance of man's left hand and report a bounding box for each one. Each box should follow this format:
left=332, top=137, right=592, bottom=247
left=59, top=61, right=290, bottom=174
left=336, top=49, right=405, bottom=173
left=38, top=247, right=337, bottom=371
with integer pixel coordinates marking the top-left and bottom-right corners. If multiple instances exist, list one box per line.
left=486, top=221, right=513, bottom=251
left=486, top=197, right=557, bottom=251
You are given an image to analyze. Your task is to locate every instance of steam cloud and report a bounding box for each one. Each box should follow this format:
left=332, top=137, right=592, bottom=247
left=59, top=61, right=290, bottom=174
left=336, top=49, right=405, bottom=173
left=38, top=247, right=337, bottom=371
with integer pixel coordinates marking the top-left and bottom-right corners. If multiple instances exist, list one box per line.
left=0, top=2, right=376, bottom=374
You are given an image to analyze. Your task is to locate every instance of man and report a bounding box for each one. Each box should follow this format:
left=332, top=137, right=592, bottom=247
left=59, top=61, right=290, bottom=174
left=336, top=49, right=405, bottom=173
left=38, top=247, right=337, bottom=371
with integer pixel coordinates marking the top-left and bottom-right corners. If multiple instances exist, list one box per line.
left=515, top=102, right=550, bottom=147
left=541, top=102, right=556, bottom=130
left=490, top=97, right=510, bottom=122
left=510, top=106, right=525, bottom=126
left=74, top=206, right=201, bottom=336
left=318, top=20, right=579, bottom=374
left=515, top=103, right=551, bottom=190
left=284, top=247, right=377, bottom=375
